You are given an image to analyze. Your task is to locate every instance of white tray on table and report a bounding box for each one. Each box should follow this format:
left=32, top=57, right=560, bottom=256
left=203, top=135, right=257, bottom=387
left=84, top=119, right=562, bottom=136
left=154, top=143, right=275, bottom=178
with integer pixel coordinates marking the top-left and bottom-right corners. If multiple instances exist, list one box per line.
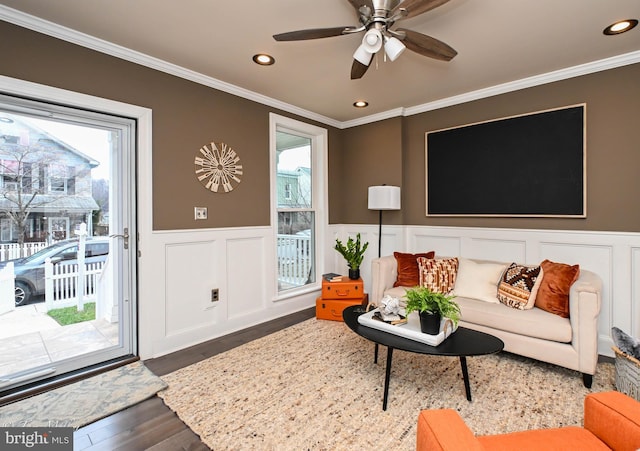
left=357, top=309, right=457, bottom=346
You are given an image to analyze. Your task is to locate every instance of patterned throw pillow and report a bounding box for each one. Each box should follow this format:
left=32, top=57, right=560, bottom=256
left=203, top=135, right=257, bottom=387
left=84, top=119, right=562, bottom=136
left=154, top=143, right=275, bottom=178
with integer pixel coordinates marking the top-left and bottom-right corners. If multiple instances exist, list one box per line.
left=393, top=251, right=436, bottom=287
left=417, top=257, right=459, bottom=294
left=497, top=263, right=543, bottom=310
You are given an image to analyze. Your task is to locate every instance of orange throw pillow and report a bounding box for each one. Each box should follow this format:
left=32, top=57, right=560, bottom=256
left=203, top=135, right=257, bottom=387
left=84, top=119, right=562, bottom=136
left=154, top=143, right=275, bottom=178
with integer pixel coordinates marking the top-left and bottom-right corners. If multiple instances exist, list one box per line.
left=535, top=259, right=580, bottom=318
left=393, top=251, right=436, bottom=287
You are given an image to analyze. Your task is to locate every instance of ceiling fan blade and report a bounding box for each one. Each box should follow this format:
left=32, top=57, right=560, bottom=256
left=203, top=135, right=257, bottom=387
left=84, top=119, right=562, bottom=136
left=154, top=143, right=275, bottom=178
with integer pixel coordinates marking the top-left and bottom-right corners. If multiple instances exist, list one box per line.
left=392, top=0, right=450, bottom=19
left=273, top=27, right=354, bottom=41
left=397, top=28, right=457, bottom=61
left=350, top=59, right=371, bottom=79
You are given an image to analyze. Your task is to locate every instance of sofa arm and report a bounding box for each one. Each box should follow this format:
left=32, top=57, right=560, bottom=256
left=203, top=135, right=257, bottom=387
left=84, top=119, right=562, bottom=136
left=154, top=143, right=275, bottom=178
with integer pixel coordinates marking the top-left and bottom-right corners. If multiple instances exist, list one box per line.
left=568, top=269, right=602, bottom=375
left=584, top=391, right=640, bottom=450
left=417, top=409, right=484, bottom=451
left=371, top=255, right=398, bottom=305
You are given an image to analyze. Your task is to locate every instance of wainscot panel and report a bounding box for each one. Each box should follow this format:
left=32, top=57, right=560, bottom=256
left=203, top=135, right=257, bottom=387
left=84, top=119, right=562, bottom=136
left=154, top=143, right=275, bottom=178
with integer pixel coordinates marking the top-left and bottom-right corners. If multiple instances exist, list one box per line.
left=227, top=237, right=266, bottom=320
left=139, top=227, right=319, bottom=359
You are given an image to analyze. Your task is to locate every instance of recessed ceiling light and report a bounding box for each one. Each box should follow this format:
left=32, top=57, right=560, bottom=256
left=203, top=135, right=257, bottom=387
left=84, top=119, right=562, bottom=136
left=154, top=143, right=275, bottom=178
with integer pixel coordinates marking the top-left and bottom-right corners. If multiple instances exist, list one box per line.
left=603, top=19, right=638, bottom=35
left=353, top=100, right=369, bottom=108
left=252, top=54, right=275, bottom=65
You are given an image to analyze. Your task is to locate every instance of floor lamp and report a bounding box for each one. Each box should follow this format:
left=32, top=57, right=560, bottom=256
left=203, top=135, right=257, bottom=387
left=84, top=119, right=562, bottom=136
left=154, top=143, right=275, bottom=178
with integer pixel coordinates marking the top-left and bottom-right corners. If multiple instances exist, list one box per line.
left=368, top=185, right=401, bottom=258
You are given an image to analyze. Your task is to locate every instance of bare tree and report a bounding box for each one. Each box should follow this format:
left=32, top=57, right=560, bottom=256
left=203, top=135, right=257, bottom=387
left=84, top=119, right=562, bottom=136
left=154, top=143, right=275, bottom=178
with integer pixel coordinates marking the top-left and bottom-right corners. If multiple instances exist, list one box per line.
left=0, top=145, right=62, bottom=253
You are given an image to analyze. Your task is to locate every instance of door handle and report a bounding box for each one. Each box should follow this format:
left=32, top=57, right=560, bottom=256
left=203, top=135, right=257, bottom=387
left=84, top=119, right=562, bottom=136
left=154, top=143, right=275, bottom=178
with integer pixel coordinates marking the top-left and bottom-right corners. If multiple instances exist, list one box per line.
left=109, top=227, right=129, bottom=250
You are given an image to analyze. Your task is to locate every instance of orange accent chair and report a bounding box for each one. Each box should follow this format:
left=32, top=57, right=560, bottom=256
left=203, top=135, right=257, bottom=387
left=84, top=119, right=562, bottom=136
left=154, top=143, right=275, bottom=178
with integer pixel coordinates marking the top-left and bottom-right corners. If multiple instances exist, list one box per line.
left=417, top=391, right=640, bottom=451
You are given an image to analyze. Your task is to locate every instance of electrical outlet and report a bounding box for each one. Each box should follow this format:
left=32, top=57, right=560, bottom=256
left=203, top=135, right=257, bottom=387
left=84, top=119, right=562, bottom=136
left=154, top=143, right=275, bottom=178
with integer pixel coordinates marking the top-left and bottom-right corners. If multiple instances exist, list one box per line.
left=194, top=207, right=208, bottom=220
left=211, top=288, right=219, bottom=302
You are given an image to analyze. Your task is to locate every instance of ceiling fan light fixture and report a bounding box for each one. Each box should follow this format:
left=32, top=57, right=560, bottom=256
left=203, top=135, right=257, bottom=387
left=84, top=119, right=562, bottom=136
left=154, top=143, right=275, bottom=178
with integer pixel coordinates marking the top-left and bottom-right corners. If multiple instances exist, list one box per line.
left=252, top=53, right=275, bottom=65
left=353, top=44, right=374, bottom=66
left=362, top=29, right=383, bottom=53
left=384, top=36, right=406, bottom=61
left=603, top=19, right=638, bottom=35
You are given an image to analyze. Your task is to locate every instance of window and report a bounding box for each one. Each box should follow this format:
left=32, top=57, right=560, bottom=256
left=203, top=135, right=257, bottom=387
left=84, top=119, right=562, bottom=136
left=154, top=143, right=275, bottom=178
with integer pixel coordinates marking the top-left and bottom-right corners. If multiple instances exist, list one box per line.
left=48, top=164, right=68, bottom=193
left=270, top=114, right=327, bottom=296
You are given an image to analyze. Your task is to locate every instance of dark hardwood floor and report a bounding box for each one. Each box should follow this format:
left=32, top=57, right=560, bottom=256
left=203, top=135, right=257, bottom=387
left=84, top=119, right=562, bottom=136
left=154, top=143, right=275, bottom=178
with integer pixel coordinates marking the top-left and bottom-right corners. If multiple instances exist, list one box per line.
left=74, top=307, right=315, bottom=450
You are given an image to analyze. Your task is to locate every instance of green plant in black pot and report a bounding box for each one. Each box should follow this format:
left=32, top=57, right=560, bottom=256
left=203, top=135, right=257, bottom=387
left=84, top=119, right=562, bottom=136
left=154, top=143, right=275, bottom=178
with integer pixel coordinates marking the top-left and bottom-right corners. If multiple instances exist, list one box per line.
left=404, top=286, right=460, bottom=335
left=334, top=233, right=369, bottom=280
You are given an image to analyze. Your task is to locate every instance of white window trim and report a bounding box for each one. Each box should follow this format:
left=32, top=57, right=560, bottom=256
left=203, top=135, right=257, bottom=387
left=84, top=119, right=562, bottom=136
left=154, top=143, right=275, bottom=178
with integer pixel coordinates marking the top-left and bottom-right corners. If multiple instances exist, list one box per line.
left=269, top=113, right=328, bottom=301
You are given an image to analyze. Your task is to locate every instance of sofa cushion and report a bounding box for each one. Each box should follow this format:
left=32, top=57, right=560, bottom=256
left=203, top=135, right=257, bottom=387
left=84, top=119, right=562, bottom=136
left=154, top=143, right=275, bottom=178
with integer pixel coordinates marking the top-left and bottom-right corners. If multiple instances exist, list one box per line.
left=477, top=427, right=609, bottom=451
left=417, top=257, right=459, bottom=294
left=393, top=251, right=435, bottom=287
left=456, top=296, right=572, bottom=343
left=497, top=263, right=543, bottom=310
left=453, top=258, right=508, bottom=304
left=535, top=259, right=580, bottom=318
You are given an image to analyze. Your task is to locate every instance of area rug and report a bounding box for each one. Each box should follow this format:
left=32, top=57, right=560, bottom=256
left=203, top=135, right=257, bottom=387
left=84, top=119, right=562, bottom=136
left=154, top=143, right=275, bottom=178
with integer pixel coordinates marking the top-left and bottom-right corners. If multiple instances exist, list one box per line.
left=0, top=361, right=167, bottom=428
left=158, top=319, right=615, bottom=450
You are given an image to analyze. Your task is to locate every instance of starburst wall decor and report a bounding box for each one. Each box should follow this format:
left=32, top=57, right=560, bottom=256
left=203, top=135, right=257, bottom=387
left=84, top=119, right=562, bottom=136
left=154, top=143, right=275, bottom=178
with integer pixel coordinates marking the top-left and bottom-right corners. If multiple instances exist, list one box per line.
left=194, top=141, right=243, bottom=193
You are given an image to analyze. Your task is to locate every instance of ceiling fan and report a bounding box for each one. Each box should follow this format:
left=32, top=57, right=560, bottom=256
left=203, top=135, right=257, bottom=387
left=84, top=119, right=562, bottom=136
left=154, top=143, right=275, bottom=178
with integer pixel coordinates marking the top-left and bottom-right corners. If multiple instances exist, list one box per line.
left=273, top=0, right=457, bottom=80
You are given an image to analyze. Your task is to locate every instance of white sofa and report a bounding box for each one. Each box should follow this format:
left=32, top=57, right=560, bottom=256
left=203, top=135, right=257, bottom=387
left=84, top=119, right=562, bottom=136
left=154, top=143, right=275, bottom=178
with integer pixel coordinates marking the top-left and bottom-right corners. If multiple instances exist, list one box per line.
left=371, top=255, right=603, bottom=387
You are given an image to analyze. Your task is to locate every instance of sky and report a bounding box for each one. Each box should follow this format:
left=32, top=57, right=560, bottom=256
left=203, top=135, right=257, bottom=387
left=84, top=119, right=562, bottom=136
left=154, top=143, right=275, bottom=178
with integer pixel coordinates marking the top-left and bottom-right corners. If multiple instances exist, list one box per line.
left=22, top=116, right=111, bottom=180
left=278, top=147, right=311, bottom=171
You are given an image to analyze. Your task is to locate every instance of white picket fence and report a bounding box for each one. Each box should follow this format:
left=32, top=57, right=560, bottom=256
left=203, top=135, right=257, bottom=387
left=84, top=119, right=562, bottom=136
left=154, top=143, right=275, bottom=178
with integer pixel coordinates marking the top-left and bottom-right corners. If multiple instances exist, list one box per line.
left=44, top=259, right=105, bottom=312
left=277, top=233, right=312, bottom=287
left=0, top=242, right=47, bottom=261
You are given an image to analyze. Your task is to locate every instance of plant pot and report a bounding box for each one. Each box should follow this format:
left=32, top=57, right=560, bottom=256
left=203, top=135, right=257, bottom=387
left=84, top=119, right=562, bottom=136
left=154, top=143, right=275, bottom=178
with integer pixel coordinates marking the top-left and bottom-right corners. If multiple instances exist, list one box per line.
left=348, top=268, right=360, bottom=280
left=419, top=311, right=441, bottom=335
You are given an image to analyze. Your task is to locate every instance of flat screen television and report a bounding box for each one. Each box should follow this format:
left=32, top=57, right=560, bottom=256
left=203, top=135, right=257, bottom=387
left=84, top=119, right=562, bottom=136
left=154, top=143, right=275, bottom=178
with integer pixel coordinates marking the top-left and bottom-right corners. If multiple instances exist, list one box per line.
left=425, top=104, right=586, bottom=217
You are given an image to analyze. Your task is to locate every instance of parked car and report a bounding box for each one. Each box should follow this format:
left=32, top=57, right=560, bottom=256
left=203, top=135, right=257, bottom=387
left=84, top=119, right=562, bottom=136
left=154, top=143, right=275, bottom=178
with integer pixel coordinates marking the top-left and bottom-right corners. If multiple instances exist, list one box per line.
left=0, top=237, right=110, bottom=306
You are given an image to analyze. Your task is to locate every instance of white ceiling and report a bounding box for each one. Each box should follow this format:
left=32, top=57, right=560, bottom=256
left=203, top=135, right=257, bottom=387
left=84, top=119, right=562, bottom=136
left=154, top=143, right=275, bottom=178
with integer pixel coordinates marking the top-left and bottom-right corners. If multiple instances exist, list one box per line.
left=1, top=0, right=639, bottom=126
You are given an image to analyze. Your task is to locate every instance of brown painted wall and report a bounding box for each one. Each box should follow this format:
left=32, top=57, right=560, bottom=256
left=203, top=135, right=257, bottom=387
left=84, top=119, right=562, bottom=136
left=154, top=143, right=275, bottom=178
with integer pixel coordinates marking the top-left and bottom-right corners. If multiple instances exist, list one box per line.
left=3, top=21, right=639, bottom=232
left=0, top=21, right=342, bottom=230
left=341, top=63, right=640, bottom=232
left=337, top=117, right=404, bottom=225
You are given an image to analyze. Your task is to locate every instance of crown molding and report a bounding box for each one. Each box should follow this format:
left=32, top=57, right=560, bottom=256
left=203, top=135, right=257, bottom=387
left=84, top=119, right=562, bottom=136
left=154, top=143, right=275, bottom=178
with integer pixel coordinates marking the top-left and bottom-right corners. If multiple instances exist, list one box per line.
left=2, top=5, right=639, bottom=130
left=402, top=50, right=640, bottom=118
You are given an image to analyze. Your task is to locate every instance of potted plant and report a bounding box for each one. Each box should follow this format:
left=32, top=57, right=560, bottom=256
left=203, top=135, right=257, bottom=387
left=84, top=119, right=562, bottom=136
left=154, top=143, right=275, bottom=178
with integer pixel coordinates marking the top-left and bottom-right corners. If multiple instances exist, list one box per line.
left=404, top=286, right=461, bottom=335
left=334, top=233, right=369, bottom=280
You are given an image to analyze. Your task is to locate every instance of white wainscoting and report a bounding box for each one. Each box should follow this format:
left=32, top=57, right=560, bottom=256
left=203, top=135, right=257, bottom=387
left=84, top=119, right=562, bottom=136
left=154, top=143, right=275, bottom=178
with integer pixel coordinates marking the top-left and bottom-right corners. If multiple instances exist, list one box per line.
left=138, top=227, right=321, bottom=359
left=139, top=224, right=638, bottom=359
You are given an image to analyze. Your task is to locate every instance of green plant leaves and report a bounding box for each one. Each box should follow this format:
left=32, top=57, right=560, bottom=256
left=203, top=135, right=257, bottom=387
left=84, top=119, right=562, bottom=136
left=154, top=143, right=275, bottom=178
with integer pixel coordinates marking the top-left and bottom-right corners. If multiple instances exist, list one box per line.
left=334, top=232, right=369, bottom=269
left=404, top=286, right=460, bottom=326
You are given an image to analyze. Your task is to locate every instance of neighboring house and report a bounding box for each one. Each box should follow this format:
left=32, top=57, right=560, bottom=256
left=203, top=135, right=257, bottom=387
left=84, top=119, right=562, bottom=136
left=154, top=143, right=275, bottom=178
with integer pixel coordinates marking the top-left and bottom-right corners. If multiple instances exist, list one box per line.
left=0, top=113, right=100, bottom=244
left=277, top=166, right=311, bottom=234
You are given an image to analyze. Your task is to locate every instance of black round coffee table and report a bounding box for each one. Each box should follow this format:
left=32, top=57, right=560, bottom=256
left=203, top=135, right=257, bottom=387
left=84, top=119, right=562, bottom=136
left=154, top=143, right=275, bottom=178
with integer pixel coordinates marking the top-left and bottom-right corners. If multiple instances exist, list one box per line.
left=343, top=305, right=504, bottom=410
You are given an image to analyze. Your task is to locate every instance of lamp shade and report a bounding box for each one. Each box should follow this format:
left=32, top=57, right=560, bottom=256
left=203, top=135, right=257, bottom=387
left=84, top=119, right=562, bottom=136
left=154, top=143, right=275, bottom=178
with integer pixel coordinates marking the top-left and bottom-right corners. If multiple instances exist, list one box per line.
left=368, top=185, right=401, bottom=210
left=384, top=36, right=406, bottom=62
left=353, top=44, right=374, bottom=66
left=362, top=29, right=383, bottom=54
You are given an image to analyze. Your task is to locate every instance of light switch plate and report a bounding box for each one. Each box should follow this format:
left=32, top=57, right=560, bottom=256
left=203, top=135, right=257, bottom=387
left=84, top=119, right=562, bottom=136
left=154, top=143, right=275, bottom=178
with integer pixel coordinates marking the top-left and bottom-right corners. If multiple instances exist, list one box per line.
left=194, top=207, right=208, bottom=220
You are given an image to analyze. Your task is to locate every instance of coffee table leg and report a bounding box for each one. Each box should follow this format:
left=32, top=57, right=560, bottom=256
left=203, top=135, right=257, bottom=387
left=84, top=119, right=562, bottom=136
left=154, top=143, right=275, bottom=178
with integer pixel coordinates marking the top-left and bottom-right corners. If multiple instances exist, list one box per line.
left=459, top=356, right=472, bottom=401
left=374, top=343, right=379, bottom=363
left=383, top=346, right=394, bottom=411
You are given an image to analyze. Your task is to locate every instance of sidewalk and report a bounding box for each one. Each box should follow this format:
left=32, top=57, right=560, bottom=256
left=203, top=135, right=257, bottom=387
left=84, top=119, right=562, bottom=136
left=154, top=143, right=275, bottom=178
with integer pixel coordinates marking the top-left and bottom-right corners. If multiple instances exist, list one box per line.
left=0, top=303, right=118, bottom=377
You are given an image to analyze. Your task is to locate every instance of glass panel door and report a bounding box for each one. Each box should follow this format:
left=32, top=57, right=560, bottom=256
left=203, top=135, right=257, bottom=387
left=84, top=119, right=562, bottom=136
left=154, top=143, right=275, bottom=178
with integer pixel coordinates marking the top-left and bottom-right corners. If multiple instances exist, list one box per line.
left=0, top=96, right=136, bottom=392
